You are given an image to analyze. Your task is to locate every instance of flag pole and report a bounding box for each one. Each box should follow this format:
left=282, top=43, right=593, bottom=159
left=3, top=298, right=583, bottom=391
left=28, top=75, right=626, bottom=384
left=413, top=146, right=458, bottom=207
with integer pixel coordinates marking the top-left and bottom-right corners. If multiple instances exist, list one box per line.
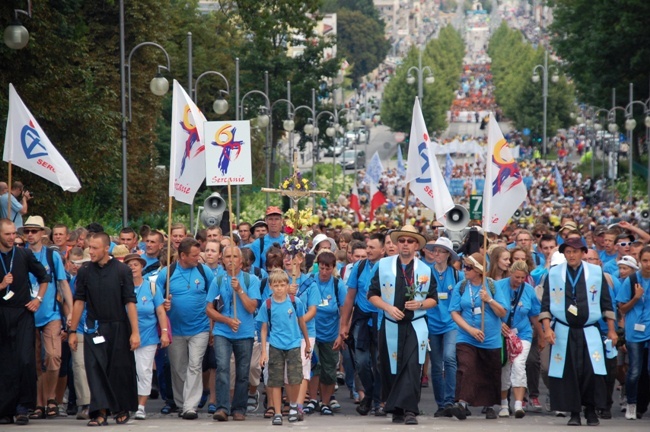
left=227, top=180, right=237, bottom=320
left=481, top=229, right=488, bottom=332
left=7, top=162, right=12, bottom=219
left=403, top=182, right=410, bottom=226
left=165, top=196, right=173, bottom=301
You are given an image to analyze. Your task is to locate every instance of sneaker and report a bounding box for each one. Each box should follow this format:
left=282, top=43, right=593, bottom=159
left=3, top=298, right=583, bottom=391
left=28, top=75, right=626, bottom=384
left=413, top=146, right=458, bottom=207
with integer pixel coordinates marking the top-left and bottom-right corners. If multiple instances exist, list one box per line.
left=421, top=375, right=429, bottom=388
left=555, top=411, right=567, bottom=417
left=485, top=407, right=497, bottom=419
left=452, top=402, right=467, bottom=420
left=499, top=406, right=510, bottom=417
left=76, top=406, right=90, bottom=420
left=356, top=397, right=372, bottom=416
left=626, top=403, right=637, bottom=420
left=57, top=405, right=68, bottom=418
left=404, top=412, right=418, bottom=425
left=246, top=391, right=259, bottom=413
left=529, top=397, right=542, bottom=413
left=66, top=404, right=77, bottom=417
left=434, top=407, right=447, bottom=417
left=567, top=412, right=581, bottom=426
left=515, top=408, right=525, bottom=419
left=374, top=405, right=386, bottom=417
left=584, top=408, right=598, bottom=426
left=182, top=410, right=198, bottom=420
left=135, top=408, right=146, bottom=420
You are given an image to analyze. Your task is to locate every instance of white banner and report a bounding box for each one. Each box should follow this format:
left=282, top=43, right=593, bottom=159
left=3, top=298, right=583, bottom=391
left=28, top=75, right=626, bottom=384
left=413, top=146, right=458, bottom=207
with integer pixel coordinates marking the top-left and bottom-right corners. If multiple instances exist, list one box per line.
left=3, top=84, right=81, bottom=192
left=204, top=121, right=252, bottom=186
left=170, top=80, right=207, bottom=204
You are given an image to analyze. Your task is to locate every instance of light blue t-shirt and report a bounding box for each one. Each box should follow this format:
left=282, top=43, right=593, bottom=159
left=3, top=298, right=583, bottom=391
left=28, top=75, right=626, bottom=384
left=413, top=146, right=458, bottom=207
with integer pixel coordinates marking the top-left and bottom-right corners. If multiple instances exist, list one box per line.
left=156, top=263, right=214, bottom=336
left=448, top=279, right=507, bottom=349
left=293, top=273, right=319, bottom=338
left=0, top=193, right=23, bottom=227
left=603, top=259, right=620, bottom=281
left=424, top=261, right=463, bottom=335
left=135, top=280, right=164, bottom=347
left=616, top=272, right=650, bottom=343
left=346, top=259, right=379, bottom=314
left=206, top=271, right=261, bottom=339
left=314, top=276, right=347, bottom=343
left=30, top=247, right=66, bottom=327
left=599, top=250, right=618, bottom=265
left=245, top=233, right=285, bottom=268
left=495, top=278, right=540, bottom=343
left=69, top=275, right=87, bottom=331
left=256, top=296, right=306, bottom=350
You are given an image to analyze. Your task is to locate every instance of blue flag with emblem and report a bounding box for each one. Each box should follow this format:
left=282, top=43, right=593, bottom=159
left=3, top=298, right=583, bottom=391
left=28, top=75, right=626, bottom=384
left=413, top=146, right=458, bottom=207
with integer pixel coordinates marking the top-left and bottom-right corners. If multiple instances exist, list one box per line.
left=554, top=165, right=564, bottom=196
left=364, top=151, right=384, bottom=185
left=396, top=144, right=406, bottom=177
left=444, top=153, right=454, bottom=186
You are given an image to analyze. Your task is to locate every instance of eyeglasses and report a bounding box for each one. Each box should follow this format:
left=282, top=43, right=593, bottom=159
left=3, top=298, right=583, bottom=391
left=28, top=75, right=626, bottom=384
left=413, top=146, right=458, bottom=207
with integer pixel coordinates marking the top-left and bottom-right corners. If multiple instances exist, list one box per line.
left=464, top=265, right=474, bottom=271
left=617, top=242, right=632, bottom=247
left=22, top=229, right=41, bottom=234
left=398, top=238, right=417, bottom=244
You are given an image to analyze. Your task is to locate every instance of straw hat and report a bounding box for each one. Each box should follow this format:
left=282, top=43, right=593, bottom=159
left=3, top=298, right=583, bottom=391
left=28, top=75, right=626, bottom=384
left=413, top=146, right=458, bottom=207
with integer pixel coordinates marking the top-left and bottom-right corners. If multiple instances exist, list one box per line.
left=17, top=215, right=51, bottom=236
left=389, top=225, right=426, bottom=249
left=123, top=253, right=146, bottom=267
left=71, top=248, right=91, bottom=265
left=112, top=245, right=129, bottom=260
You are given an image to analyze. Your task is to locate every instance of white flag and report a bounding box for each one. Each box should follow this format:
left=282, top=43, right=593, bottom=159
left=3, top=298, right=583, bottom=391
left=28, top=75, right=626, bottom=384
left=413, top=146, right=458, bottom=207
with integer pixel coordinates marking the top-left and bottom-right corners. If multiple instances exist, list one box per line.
left=3, top=84, right=81, bottom=192
left=170, top=79, right=207, bottom=204
left=405, top=98, right=454, bottom=222
left=363, top=151, right=384, bottom=185
left=482, top=114, right=527, bottom=234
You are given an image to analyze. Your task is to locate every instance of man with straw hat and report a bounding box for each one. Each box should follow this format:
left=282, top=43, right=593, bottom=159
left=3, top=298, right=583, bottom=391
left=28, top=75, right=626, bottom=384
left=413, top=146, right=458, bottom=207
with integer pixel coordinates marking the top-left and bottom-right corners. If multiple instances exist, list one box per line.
left=367, top=225, right=437, bottom=425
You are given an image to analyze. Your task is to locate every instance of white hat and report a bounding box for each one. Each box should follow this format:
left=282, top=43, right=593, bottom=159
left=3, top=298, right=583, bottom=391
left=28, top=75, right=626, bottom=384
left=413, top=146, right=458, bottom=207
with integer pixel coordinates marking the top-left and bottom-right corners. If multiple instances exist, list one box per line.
left=310, top=234, right=337, bottom=254
left=550, top=251, right=567, bottom=267
left=424, top=236, right=458, bottom=261
left=617, top=255, right=638, bottom=271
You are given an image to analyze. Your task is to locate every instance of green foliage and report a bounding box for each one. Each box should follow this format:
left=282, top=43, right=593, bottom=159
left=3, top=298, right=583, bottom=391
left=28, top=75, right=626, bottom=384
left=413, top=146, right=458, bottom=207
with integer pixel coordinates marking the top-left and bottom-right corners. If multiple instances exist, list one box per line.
left=381, top=25, right=464, bottom=134
left=488, top=23, right=574, bottom=140
left=440, top=0, right=458, bottom=13
left=321, top=0, right=381, bottom=21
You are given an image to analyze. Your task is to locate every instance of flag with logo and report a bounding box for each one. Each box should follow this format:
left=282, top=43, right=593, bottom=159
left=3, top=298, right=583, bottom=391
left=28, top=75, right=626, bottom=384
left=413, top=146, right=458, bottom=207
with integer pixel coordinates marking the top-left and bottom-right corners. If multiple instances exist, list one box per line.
left=364, top=151, right=384, bottom=185
left=396, top=144, right=406, bottom=177
left=554, top=165, right=564, bottom=196
left=368, top=182, right=386, bottom=222
left=405, top=97, right=454, bottom=222
left=170, top=79, right=207, bottom=204
left=444, top=153, right=454, bottom=186
left=482, top=114, right=527, bottom=234
left=3, top=84, right=81, bottom=192
left=349, top=182, right=362, bottom=222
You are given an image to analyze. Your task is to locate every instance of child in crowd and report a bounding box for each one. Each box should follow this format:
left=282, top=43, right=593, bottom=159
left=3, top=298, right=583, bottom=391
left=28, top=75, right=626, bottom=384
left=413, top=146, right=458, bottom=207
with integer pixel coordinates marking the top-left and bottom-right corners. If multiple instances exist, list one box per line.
left=258, top=270, right=311, bottom=425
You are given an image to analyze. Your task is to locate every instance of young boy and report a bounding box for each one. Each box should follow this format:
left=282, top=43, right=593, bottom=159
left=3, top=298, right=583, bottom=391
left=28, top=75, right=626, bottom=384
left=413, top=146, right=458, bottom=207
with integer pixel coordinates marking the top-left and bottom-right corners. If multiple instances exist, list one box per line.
left=258, top=269, right=311, bottom=425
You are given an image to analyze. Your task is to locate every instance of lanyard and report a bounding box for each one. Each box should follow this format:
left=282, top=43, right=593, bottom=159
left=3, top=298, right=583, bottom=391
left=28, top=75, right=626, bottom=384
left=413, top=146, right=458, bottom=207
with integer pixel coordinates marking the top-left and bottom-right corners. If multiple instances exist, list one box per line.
left=401, top=264, right=414, bottom=287
left=507, top=283, right=525, bottom=327
left=0, top=246, right=15, bottom=293
left=468, top=282, right=481, bottom=309
left=566, top=265, right=583, bottom=303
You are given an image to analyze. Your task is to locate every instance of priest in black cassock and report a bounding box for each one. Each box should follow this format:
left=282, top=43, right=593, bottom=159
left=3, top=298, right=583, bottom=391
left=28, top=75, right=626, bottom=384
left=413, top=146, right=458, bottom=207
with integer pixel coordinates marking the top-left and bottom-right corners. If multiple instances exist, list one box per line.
left=0, top=220, right=49, bottom=425
left=68, top=232, right=140, bottom=426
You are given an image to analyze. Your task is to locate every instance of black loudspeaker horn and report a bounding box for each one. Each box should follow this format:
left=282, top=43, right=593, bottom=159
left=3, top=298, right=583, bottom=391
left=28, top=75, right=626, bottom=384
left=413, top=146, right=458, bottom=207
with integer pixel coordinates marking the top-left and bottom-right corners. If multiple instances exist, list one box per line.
left=444, top=205, right=470, bottom=231
left=524, top=208, right=533, bottom=217
left=200, top=192, right=227, bottom=227
left=513, top=209, right=522, bottom=218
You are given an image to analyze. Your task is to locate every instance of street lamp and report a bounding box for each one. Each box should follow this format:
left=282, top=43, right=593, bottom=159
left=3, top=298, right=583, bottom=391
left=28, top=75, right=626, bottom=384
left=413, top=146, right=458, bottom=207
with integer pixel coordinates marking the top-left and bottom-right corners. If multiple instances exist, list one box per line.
left=406, top=47, right=434, bottom=101
left=3, top=0, right=31, bottom=50
left=532, top=49, right=560, bottom=158
left=121, top=40, right=171, bottom=226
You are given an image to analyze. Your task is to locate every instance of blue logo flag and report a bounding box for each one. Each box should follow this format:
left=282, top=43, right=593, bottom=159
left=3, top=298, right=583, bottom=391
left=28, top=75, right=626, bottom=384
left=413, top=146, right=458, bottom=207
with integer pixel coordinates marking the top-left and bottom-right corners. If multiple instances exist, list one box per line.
left=554, top=165, right=564, bottom=196
left=444, top=153, right=454, bottom=186
left=397, top=144, right=406, bottom=177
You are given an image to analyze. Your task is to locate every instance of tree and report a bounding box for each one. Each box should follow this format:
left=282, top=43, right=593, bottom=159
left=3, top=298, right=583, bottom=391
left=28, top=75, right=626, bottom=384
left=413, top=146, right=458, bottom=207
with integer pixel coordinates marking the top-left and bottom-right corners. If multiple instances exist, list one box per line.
left=336, top=9, right=390, bottom=86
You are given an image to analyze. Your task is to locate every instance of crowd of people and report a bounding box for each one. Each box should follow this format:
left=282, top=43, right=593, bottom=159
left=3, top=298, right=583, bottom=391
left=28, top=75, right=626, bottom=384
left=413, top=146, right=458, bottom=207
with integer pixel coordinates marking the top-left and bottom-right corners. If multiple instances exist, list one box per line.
left=0, top=194, right=649, bottom=427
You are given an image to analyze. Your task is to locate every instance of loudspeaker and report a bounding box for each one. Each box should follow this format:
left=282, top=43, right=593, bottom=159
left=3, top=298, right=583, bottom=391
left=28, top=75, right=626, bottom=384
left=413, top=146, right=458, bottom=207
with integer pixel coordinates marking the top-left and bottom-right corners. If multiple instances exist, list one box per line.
left=444, top=205, right=470, bottom=231
left=200, top=192, right=227, bottom=227
left=514, top=209, right=522, bottom=218
left=523, top=208, right=533, bottom=218
left=640, top=209, right=650, bottom=231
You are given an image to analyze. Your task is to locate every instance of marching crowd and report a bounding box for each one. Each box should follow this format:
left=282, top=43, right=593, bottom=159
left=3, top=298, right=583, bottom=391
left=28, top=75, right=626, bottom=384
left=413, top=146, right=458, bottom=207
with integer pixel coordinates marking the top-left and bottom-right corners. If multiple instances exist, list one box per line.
left=1, top=190, right=650, bottom=427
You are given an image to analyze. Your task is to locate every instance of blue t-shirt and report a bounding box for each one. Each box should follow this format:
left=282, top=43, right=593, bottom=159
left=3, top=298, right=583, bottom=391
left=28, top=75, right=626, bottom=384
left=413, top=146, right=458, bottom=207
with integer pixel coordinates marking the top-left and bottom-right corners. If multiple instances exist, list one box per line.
left=599, top=250, right=618, bottom=265
left=30, top=247, right=66, bottom=327
left=602, top=259, right=620, bottom=281
left=69, top=275, right=87, bottom=331
left=156, top=264, right=214, bottom=336
left=495, top=278, right=540, bottom=343
left=256, top=296, right=306, bottom=350
left=346, top=259, right=379, bottom=314
left=135, top=280, right=164, bottom=347
left=599, top=277, right=620, bottom=335
left=0, top=193, right=23, bottom=227
left=293, top=273, right=319, bottom=338
left=143, top=254, right=160, bottom=270
left=245, top=233, right=285, bottom=268
left=448, top=279, right=507, bottom=349
left=424, top=262, right=463, bottom=335
left=314, top=276, right=347, bottom=343
left=206, top=271, right=261, bottom=339
left=615, top=272, right=650, bottom=343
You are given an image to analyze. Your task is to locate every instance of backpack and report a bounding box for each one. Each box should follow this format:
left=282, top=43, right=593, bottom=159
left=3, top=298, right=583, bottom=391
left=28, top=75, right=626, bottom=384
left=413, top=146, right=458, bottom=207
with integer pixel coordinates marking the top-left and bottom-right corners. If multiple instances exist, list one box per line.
left=265, top=295, right=297, bottom=332
left=44, top=247, right=61, bottom=312
left=166, top=262, right=210, bottom=297
left=459, top=277, right=496, bottom=297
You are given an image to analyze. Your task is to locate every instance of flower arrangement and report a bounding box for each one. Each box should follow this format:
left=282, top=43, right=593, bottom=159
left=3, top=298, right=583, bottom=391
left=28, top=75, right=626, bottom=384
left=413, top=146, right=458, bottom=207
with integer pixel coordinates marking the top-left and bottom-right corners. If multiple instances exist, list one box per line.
left=279, top=170, right=317, bottom=191
left=282, top=235, right=309, bottom=256
left=404, top=274, right=430, bottom=302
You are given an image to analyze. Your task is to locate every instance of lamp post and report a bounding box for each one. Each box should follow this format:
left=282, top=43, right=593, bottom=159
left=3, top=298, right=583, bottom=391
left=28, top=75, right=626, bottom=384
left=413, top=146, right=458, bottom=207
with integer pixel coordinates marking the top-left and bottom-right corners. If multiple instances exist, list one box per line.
left=3, top=0, right=31, bottom=49
left=121, top=37, right=171, bottom=226
left=406, top=47, right=434, bottom=101
left=606, top=83, right=650, bottom=204
left=270, top=83, right=296, bottom=191
left=532, top=49, right=559, bottom=158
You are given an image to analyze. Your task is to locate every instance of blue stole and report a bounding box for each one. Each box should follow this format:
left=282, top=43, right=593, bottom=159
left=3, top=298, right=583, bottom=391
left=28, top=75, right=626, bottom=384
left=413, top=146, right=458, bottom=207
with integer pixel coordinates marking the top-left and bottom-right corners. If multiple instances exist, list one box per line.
left=548, top=262, right=607, bottom=378
left=378, top=255, right=430, bottom=374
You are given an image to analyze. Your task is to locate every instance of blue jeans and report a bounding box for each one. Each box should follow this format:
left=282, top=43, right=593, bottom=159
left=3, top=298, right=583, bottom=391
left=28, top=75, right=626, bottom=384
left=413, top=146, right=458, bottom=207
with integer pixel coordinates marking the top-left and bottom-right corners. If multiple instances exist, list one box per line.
left=625, top=341, right=650, bottom=404
left=429, top=329, right=457, bottom=408
left=214, top=336, right=253, bottom=415
left=352, top=320, right=381, bottom=405
left=341, top=344, right=356, bottom=392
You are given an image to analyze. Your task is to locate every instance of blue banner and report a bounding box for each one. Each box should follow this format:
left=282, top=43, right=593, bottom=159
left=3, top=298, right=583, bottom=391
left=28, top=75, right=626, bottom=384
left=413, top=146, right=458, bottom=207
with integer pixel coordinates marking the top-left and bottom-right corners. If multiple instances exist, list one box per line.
left=449, top=179, right=465, bottom=196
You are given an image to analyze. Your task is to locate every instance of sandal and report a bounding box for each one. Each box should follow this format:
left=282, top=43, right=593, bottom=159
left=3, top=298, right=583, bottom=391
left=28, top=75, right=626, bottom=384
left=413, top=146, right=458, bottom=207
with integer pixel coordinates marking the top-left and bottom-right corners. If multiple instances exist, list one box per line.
left=160, top=403, right=176, bottom=415
left=114, top=411, right=130, bottom=424
left=87, top=416, right=108, bottom=427
left=29, top=407, right=45, bottom=420
left=264, top=406, right=276, bottom=419
left=303, top=400, right=318, bottom=415
left=288, top=408, right=299, bottom=423
left=46, top=400, right=59, bottom=418
left=15, top=414, right=28, bottom=425
left=320, top=404, right=333, bottom=416
left=272, top=414, right=283, bottom=425
left=281, top=402, right=290, bottom=416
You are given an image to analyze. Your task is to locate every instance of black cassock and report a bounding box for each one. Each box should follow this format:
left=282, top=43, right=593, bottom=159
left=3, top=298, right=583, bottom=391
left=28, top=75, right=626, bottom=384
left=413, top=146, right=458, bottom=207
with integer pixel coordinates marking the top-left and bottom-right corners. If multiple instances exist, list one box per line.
left=75, top=258, right=137, bottom=416
left=368, top=258, right=437, bottom=416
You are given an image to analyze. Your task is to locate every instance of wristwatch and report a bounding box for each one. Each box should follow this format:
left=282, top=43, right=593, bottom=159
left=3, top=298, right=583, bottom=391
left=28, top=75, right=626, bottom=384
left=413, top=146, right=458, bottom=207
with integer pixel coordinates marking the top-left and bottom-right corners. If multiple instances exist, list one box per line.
left=68, top=329, right=77, bottom=333
left=35, top=295, right=43, bottom=302
left=161, top=328, right=168, bottom=332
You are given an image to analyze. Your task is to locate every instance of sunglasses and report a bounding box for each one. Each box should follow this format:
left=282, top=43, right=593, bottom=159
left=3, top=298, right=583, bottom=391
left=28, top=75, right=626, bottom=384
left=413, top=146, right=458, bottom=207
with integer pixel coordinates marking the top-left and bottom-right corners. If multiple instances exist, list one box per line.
left=464, top=265, right=474, bottom=271
left=534, top=233, right=542, bottom=237
left=398, top=238, right=417, bottom=244
left=14, top=241, right=24, bottom=246
left=617, top=242, right=632, bottom=247
left=22, top=229, right=42, bottom=234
